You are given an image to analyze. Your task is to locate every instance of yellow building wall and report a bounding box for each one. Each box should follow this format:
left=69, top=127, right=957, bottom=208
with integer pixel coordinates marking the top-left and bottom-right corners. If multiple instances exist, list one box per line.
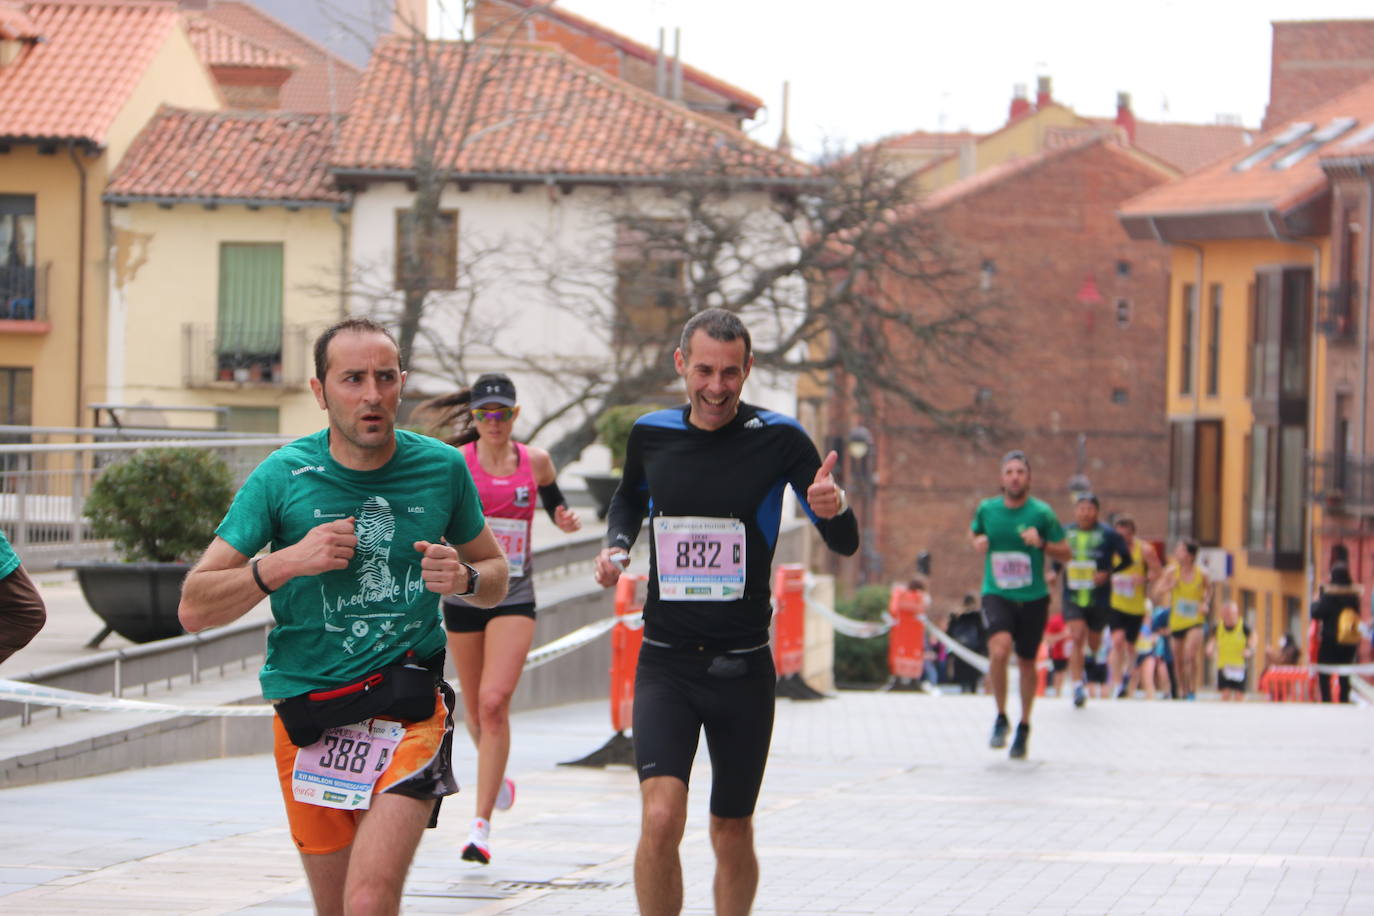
left=1163, top=238, right=1329, bottom=658
left=108, top=203, right=346, bottom=436
left=105, top=21, right=223, bottom=169
left=0, top=145, right=109, bottom=428
left=917, top=106, right=1092, bottom=192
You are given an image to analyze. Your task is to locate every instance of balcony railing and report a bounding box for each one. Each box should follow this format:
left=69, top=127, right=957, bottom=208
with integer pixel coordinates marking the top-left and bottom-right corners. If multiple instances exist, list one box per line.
left=182, top=322, right=309, bottom=389
left=0, top=261, right=49, bottom=323
left=1309, top=451, right=1374, bottom=515
left=1317, top=284, right=1358, bottom=343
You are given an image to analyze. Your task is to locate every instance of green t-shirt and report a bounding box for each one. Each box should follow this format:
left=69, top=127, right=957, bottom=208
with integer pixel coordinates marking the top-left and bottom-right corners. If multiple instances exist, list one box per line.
left=970, top=496, right=1065, bottom=601
left=216, top=429, right=486, bottom=699
left=0, top=527, right=20, bottom=579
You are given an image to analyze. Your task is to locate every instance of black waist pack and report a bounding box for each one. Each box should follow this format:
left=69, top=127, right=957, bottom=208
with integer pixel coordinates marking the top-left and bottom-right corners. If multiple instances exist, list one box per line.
left=275, top=651, right=441, bottom=747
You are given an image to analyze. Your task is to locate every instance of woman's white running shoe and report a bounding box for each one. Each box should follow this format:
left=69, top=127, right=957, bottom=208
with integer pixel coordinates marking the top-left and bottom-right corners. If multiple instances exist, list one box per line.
left=461, top=817, right=491, bottom=865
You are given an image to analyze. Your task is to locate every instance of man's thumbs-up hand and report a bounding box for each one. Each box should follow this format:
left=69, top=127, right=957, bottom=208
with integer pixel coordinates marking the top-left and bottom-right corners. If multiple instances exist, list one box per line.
left=806, top=450, right=847, bottom=519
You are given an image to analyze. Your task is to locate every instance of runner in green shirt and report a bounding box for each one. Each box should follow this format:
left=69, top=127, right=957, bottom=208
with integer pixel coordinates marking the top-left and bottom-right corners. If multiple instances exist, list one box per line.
left=969, top=450, right=1068, bottom=759
left=178, top=318, right=509, bottom=916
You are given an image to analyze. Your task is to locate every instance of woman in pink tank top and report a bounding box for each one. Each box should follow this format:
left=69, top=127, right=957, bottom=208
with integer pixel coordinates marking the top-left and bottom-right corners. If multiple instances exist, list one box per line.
left=416, top=373, right=580, bottom=865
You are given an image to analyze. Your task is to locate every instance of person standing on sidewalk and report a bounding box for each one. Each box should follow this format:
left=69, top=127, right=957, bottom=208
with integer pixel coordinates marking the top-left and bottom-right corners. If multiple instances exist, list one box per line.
left=1311, top=564, right=1362, bottom=703
left=970, top=450, right=1069, bottom=759
left=1048, top=494, right=1130, bottom=708
left=179, top=318, right=509, bottom=916
left=417, top=373, right=582, bottom=865
left=592, top=308, right=859, bottom=916
left=0, top=527, right=45, bottom=664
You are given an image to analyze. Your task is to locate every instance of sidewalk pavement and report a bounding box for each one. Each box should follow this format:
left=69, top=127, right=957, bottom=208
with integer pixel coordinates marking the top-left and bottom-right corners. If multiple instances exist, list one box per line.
left=1, top=685, right=1371, bottom=915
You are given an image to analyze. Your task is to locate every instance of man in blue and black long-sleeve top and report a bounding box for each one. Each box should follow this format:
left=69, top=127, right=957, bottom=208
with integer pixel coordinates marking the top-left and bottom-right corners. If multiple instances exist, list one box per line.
left=593, top=308, right=858, bottom=916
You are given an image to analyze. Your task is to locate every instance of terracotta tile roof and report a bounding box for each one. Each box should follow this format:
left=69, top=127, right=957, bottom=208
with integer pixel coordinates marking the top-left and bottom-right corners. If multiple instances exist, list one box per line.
left=874, top=129, right=978, bottom=152
left=493, top=0, right=762, bottom=117
left=1088, top=118, right=1253, bottom=174
left=332, top=39, right=811, bottom=183
left=106, top=106, right=344, bottom=204
left=0, top=1, right=179, bottom=145
left=202, top=1, right=359, bottom=113
left=1120, top=76, right=1374, bottom=220
left=0, top=3, right=41, bottom=39
left=920, top=134, right=1162, bottom=211
left=184, top=14, right=296, bottom=70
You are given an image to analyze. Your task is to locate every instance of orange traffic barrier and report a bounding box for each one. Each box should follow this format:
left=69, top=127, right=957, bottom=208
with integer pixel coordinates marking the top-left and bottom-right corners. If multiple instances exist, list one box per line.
left=610, top=572, right=646, bottom=733
left=772, top=565, right=807, bottom=679
left=1035, top=642, right=1049, bottom=697
left=1260, top=665, right=1318, bottom=702
left=887, top=587, right=927, bottom=683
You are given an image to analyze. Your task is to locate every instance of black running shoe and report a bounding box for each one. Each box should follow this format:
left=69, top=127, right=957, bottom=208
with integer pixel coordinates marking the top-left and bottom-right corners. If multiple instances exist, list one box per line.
left=989, top=713, right=1010, bottom=749
left=1009, top=723, right=1030, bottom=759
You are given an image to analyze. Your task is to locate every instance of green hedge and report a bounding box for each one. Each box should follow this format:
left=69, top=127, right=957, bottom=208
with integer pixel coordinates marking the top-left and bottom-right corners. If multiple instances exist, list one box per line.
left=832, top=584, right=891, bottom=687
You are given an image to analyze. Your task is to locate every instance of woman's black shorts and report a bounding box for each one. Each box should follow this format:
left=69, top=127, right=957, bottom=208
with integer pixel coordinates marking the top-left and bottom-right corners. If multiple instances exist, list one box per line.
left=442, top=600, right=536, bottom=633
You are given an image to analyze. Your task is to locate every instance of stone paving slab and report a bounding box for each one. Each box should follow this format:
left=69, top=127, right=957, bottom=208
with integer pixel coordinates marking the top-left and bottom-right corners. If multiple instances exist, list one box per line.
left=0, top=690, right=1368, bottom=915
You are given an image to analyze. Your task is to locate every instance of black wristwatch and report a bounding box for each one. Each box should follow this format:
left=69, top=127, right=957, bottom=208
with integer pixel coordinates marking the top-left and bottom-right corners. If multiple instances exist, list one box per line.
left=454, top=561, right=480, bottom=597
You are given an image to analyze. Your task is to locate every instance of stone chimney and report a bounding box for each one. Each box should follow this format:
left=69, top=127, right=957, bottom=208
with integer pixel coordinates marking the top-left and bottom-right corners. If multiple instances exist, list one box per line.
left=1115, top=91, right=1136, bottom=143
left=1008, top=83, right=1031, bottom=123
left=1035, top=75, right=1052, bottom=109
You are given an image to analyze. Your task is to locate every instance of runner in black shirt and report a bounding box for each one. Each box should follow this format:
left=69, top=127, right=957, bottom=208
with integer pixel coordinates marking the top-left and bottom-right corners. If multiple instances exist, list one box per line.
left=593, top=309, right=858, bottom=916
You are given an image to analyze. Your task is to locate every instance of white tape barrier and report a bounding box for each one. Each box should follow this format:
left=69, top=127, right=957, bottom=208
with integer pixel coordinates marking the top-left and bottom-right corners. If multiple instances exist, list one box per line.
left=801, top=595, right=894, bottom=639
left=0, top=611, right=647, bottom=717
left=919, top=615, right=994, bottom=675
left=0, top=678, right=275, bottom=716
left=1310, top=662, right=1374, bottom=675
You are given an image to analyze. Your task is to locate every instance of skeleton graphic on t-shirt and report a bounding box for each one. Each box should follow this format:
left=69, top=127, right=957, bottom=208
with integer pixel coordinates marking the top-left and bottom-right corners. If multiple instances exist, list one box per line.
left=321, top=495, right=399, bottom=635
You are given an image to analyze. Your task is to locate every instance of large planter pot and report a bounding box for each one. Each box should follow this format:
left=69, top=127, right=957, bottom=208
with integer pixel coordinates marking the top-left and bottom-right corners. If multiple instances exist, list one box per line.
left=582, top=472, right=622, bottom=521
left=62, top=561, right=190, bottom=645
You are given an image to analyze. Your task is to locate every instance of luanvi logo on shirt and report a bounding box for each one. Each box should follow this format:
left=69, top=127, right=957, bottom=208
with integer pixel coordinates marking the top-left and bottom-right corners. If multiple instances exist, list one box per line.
left=313, top=509, right=347, bottom=519
left=292, top=465, right=326, bottom=476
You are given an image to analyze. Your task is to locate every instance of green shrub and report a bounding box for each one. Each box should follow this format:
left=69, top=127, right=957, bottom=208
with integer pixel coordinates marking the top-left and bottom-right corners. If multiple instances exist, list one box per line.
left=595, top=404, right=657, bottom=471
left=832, top=584, right=892, bottom=687
left=85, top=447, right=234, bottom=563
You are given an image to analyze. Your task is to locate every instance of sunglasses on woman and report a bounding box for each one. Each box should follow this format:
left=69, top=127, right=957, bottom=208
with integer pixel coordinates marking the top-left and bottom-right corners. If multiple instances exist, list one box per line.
left=472, top=407, right=515, bottom=422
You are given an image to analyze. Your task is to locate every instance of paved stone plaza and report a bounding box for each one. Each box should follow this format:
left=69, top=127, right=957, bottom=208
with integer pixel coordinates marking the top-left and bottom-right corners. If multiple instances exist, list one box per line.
left=0, top=686, right=1369, bottom=915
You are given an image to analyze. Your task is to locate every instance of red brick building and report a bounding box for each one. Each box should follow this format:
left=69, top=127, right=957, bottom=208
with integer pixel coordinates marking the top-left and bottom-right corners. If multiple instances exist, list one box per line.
left=1264, top=19, right=1374, bottom=129
left=831, top=137, right=1176, bottom=606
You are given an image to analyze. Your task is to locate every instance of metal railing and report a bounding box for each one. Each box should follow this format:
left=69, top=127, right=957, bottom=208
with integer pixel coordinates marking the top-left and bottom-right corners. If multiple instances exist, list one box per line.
left=1317, top=284, right=1358, bottom=343
left=0, top=261, right=48, bottom=322
left=182, top=322, right=310, bottom=388
left=1308, top=451, right=1374, bottom=515
left=0, top=428, right=292, bottom=567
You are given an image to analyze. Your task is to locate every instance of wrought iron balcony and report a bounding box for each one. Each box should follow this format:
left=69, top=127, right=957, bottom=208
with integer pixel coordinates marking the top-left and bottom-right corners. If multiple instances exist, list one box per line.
left=0, top=261, right=49, bottom=323
left=1309, top=451, right=1374, bottom=515
left=1317, top=284, right=1358, bottom=343
left=182, top=322, right=309, bottom=389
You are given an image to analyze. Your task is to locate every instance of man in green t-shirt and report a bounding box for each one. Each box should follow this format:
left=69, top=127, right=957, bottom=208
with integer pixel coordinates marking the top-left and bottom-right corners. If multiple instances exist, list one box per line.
left=969, top=450, right=1069, bottom=759
left=179, top=318, right=508, bottom=915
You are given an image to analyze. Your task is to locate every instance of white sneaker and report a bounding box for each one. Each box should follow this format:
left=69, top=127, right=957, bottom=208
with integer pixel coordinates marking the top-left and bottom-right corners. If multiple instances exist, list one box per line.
left=461, top=817, right=491, bottom=865
left=495, top=777, right=516, bottom=811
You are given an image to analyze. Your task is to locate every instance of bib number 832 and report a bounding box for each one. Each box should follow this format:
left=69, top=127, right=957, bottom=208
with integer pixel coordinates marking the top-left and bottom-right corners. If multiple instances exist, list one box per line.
left=675, top=540, right=742, bottom=569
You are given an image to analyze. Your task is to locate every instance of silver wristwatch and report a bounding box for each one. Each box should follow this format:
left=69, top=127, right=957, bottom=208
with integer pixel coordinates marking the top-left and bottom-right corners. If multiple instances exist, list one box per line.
left=454, top=561, right=480, bottom=597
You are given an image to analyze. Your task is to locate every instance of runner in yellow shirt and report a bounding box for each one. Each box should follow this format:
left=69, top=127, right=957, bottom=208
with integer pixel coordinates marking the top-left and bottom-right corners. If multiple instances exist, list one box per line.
left=1150, top=539, right=1212, bottom=700
left=1106, top=514, right=1160, bottom=698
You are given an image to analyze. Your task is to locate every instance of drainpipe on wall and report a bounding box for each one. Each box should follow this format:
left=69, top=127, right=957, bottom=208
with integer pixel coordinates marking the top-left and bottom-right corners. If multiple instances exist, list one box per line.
left=67, top=141, right=88, bottom=429
left=1357, top=166, right=1373, bottom=589
left=1265, top=210, right=1323, bottom=628
left=332, top=196, right=352, bottom=320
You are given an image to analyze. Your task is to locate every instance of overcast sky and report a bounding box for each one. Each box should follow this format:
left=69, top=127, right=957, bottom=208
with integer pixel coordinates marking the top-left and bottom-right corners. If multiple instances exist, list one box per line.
left=540, top=0, right=1374, bottom=160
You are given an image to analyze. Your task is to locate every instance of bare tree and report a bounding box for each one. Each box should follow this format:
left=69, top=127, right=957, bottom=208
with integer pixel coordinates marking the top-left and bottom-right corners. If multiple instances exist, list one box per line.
left=474, top=143, right=1006, bottom=468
